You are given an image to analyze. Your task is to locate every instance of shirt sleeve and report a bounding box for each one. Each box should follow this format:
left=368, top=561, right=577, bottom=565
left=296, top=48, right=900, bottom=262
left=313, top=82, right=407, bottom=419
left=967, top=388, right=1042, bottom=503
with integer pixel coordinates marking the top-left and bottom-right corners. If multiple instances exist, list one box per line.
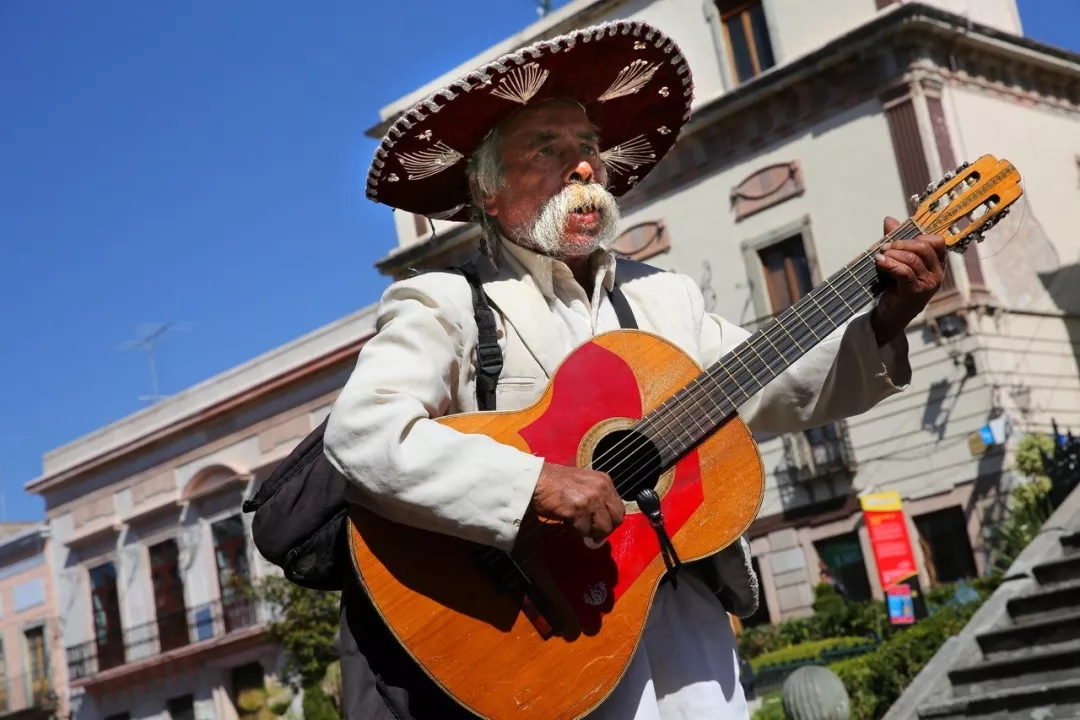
left=323, top=272, right=544, bottom=552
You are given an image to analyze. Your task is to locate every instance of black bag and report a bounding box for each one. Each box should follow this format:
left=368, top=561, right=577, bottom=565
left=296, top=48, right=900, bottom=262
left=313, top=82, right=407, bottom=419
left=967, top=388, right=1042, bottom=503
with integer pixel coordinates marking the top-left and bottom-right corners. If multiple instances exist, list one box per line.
left=242, top=262, right=638, bottom=591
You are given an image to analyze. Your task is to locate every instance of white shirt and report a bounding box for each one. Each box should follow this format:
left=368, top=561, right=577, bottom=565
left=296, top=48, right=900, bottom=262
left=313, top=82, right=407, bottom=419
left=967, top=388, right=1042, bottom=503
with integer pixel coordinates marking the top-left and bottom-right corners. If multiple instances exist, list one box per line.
left=500, top=242, right=749, bottom=720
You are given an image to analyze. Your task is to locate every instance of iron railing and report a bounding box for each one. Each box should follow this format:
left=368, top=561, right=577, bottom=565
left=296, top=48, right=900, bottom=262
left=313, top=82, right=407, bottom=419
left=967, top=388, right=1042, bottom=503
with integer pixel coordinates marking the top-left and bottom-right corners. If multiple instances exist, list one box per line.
left=0, top=672, right=56, bottom=715
left=66, top=596, right=262, bottom=680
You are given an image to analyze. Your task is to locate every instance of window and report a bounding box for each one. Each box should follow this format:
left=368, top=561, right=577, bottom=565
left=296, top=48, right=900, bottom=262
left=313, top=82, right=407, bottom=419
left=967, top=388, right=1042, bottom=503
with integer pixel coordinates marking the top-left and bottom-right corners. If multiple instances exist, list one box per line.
left=149, top=539, right=189, bottom=652
left=167, top=694, right=195, bottom=720
left=212, top=515, right=255, bottom=632
left=24, top=626, right=49, bottom=704
left=89, top=562, right=125, bottom=671
left=758, top=234, right=813, bottom=314
left=815, top=533, right=872, bottom=603
left=914, top=507, right=977, bottom=586
left=717, top=1, right=775, bottom=84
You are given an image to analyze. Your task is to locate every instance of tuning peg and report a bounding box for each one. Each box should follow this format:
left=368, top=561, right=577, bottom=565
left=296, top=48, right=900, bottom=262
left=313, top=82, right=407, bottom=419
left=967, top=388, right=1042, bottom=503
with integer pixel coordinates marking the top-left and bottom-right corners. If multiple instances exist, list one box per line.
left=956, top=161, right=970, bottom=172
left=909, top=194, right=921, bottom=210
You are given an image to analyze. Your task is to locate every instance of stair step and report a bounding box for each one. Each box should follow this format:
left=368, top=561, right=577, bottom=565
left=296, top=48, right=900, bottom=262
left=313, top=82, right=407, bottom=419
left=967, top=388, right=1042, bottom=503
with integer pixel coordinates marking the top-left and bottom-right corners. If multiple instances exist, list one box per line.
left=1062, top=531, right=1080, bottom=553
left=976, top=609, right=1080, bottom=655
left=949, top=640, right=1080, bottom=696
left=1033, top=554, right=1080, bottom=585
left=917, top=677, right=1080, bottom=718
left=1007, top=579, right=1080, bottom=621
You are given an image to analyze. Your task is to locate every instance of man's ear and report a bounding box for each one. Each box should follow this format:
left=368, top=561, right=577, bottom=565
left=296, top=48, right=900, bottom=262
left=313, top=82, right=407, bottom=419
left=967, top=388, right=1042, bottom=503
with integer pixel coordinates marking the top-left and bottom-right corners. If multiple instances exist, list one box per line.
left=469, top=176, right=501, bottom=218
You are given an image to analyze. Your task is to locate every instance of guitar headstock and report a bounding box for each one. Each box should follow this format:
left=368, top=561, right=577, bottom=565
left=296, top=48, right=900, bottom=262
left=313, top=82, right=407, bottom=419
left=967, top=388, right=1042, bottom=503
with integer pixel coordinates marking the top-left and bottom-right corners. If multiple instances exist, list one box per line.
left=909, top=155, right=1023, bottom=254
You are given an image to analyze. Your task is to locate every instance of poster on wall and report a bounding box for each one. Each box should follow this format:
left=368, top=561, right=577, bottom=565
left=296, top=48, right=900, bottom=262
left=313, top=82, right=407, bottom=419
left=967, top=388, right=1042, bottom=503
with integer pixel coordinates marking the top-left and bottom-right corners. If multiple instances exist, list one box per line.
left=860, top=491, right=927, bottom=623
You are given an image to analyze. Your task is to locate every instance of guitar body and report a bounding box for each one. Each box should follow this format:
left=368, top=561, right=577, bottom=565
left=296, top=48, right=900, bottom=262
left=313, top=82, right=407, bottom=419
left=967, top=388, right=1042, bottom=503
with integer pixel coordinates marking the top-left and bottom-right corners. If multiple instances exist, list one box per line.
left=346, top=329, right=766, bottom=719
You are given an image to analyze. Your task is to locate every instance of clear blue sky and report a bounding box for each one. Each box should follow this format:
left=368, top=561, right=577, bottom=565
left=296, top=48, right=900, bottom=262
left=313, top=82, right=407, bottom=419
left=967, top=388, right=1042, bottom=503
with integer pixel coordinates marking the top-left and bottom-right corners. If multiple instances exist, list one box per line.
left=1, top=1, right=1076, bottom=521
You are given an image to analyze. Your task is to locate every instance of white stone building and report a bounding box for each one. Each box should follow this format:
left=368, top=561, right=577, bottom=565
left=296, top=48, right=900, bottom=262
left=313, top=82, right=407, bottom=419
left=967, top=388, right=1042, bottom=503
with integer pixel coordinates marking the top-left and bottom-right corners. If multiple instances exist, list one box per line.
left=366, top=0, right=1080, bottom=622
left=24, top=307, right=378, bottom=720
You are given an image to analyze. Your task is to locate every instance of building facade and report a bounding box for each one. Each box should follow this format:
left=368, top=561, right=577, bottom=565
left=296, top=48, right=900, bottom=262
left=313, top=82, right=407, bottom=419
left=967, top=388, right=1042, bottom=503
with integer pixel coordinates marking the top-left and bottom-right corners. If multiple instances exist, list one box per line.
left=23, top=306, right=378, bottom=720
left=366, top=0, right=1080, bottom=622
left=0, top=523, right=66, bottom=720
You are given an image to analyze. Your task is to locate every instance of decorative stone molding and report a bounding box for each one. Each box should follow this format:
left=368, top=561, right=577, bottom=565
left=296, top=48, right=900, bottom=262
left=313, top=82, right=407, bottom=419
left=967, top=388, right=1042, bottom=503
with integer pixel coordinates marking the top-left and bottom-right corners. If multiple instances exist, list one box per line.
left=610, top=220, right=671, bottom=261
left=730, top=161, right=804, bottom=221
left=73, top=495, right=115, bottom=529
left=131, top=470, right=176, bottom=506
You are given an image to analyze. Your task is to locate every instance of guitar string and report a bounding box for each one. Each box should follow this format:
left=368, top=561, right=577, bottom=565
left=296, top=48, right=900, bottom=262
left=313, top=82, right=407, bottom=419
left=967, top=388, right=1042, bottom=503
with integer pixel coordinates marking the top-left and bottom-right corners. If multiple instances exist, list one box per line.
left=480, top=220, right=928, bottom=574
left=483, top=221, right=921, bottom=574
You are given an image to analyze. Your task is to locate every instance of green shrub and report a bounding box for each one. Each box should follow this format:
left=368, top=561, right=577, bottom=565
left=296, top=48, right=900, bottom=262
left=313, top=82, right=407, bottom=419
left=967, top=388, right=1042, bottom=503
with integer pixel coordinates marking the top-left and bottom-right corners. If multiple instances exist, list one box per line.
left=829, top=602, right=985, bottom=719
left=302, top=683, right=339, bottom=720
left=750, top=636, right=874, bottom=672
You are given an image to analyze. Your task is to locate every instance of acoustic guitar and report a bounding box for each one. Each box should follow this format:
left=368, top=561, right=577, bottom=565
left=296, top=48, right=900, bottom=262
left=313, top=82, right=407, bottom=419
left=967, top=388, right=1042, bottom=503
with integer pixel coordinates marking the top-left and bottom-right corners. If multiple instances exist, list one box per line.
left=346, top=155, right=1023, bottom=719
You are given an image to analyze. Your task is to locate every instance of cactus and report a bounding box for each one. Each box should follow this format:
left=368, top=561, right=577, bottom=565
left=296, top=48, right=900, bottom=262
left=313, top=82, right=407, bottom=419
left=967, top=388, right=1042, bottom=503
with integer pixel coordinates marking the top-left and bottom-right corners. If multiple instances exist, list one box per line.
left=781, top=665, right=851, bottom=720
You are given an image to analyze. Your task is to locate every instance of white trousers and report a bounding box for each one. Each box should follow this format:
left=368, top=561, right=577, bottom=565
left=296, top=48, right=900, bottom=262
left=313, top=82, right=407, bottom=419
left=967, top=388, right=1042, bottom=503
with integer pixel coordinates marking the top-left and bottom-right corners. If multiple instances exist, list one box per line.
left=588, top=574, right=750, bottom=720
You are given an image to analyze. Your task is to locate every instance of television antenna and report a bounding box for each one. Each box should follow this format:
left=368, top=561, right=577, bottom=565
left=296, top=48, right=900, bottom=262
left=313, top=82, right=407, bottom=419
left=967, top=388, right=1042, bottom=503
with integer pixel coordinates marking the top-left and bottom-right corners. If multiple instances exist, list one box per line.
left=120, top=321, right=195, bottom=403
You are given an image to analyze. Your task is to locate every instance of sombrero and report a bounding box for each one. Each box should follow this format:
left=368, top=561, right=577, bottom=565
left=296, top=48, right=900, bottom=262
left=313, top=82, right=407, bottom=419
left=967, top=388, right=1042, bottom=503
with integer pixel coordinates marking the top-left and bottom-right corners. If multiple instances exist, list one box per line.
left=365, top=19, right=694, bottom=224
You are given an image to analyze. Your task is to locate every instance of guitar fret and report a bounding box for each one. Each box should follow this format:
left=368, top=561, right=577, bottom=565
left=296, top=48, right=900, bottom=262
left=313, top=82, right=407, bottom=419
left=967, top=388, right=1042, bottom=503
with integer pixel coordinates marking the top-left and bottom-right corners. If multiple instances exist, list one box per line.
left=644, top=232, right=901, bottom=461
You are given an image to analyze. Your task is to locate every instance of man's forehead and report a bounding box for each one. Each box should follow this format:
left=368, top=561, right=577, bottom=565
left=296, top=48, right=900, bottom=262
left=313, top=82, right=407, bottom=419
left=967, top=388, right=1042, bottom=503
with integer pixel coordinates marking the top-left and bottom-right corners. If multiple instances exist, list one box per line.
left=499, top=101, right=598, bottom=138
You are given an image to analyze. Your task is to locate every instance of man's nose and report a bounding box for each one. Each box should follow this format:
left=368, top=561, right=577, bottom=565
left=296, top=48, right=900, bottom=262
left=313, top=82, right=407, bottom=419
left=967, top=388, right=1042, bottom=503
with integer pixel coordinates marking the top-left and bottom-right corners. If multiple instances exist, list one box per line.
left=566, top=159, right=594, bottom=184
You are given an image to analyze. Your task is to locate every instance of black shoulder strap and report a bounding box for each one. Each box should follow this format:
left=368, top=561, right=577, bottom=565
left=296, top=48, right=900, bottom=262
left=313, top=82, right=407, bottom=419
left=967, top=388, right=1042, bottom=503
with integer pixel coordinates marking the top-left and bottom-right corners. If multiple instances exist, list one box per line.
left=457, top=262, right=502, bottom=412
left=608, top=261, right=638, bottom=330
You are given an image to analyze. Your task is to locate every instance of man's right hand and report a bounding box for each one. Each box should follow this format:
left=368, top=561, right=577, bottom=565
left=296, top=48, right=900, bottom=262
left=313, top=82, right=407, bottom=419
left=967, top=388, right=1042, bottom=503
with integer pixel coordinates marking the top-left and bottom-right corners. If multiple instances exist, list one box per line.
left=529, top=462, right=626, bottom=543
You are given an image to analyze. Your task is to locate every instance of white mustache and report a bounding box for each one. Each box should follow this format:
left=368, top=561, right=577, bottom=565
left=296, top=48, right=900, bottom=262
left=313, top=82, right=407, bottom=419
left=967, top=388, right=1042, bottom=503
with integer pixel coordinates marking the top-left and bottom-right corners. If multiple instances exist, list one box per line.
left=529, top=182, right=621, bottom=256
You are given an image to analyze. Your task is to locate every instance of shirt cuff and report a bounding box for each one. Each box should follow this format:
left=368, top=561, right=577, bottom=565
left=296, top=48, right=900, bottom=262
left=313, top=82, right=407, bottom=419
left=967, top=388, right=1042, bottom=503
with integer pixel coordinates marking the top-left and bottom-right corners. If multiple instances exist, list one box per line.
left=849, top=311, right=913, bottom=392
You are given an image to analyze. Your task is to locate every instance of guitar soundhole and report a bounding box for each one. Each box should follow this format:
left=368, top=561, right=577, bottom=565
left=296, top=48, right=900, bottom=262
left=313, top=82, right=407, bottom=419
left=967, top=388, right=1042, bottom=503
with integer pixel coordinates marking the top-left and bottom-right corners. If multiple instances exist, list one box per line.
left=591, top=429, right=663, bottom=502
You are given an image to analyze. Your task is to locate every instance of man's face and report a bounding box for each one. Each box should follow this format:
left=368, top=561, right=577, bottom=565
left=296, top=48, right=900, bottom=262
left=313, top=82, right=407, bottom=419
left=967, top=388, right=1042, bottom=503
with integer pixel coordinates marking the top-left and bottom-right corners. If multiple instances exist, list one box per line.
left=480, top=101, right=620, bottom=258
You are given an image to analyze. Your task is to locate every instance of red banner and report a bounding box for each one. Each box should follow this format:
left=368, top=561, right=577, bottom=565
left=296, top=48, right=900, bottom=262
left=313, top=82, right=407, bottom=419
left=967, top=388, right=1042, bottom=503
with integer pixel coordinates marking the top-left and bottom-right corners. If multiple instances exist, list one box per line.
left=860, top=492, right=918, bottom=590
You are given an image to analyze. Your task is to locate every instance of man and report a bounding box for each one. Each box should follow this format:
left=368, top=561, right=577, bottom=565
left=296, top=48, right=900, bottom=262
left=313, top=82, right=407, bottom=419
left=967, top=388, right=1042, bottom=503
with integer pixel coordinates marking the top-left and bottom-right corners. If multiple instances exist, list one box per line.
left=325, top=19, right=946, bottom=720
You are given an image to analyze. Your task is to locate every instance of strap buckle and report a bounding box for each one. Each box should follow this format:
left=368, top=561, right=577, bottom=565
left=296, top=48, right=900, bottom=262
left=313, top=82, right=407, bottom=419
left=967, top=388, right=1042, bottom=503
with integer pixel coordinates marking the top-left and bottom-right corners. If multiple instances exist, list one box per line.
left=475, top=342, right=503, bottom=376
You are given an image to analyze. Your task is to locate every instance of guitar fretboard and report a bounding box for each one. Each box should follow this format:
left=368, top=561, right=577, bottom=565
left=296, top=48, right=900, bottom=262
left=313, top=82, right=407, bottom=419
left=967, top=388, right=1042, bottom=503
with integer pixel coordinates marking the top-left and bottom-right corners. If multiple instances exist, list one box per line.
left=640, top=236, right=898, bottom=463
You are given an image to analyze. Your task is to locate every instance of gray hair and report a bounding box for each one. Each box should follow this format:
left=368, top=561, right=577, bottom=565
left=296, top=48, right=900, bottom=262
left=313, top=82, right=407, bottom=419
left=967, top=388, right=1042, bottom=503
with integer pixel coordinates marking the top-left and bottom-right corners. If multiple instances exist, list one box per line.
left=466, top=127, right=507, bottom=261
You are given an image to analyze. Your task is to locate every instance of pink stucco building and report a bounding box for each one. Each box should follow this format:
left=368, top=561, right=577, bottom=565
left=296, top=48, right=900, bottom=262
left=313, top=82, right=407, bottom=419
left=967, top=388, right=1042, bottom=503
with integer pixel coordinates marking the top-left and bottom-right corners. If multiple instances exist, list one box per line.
left=0, top=523, right=66, bottom=720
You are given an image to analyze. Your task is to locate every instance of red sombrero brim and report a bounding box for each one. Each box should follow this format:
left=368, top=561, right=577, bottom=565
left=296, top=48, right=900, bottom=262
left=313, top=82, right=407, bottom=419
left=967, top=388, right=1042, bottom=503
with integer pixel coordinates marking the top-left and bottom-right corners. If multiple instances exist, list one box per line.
left=365, top=20, right=694, bottom=224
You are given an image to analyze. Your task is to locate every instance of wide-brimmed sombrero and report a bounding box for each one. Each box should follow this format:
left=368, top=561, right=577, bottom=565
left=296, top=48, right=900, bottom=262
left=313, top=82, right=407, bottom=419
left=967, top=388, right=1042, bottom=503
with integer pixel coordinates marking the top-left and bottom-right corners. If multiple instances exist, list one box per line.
left=365, top=19, right=694, bottom=223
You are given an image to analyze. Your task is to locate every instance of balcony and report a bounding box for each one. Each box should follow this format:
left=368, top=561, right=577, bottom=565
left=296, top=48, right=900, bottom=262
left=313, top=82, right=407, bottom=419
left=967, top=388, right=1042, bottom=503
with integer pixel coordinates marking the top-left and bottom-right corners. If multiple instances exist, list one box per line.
left=0, top=672, right=56, bottom=720
left=66, top=596, right=265, bottom=683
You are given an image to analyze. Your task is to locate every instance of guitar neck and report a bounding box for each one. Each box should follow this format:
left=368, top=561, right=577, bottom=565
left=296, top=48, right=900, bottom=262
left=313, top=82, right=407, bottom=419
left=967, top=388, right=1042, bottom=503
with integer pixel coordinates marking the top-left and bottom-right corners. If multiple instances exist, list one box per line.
left=641, top=225, right=908, bottom=464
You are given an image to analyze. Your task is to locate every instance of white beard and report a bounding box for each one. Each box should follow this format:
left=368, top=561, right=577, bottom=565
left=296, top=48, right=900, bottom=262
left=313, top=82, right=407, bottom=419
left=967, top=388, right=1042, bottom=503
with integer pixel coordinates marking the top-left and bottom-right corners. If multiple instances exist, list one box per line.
left=524, top=182, right=621, bottom=258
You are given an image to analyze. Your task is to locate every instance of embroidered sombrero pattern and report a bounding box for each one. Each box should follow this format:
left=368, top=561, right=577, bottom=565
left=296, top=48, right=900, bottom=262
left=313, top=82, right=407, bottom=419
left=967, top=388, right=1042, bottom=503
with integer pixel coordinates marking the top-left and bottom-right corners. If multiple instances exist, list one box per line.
left=365, top=20, right=694, bottom=223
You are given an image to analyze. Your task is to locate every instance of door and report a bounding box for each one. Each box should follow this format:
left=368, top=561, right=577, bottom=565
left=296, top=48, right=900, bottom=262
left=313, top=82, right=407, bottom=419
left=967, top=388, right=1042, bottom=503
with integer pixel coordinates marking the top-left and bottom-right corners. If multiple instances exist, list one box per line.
left=149, top=539, right=190, bottom=652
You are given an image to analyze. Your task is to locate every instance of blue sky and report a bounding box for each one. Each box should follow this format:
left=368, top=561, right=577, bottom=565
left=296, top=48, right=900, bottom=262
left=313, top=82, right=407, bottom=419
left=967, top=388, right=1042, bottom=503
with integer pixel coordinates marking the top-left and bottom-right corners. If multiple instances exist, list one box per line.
left=1, top=1, right=1077, bottom=521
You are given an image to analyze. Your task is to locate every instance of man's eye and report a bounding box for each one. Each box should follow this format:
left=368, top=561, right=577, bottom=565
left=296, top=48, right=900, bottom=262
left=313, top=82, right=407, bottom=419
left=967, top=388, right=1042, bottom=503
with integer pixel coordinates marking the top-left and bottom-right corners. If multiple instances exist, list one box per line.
left=582, top=145, right=597, bottom=155
left=537, top=146, right=554, bottom=156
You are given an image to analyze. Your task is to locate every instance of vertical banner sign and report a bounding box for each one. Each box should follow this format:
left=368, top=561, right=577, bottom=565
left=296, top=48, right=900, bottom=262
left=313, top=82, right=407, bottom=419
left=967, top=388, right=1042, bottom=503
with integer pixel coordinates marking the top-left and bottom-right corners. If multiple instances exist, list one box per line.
left=859, top=491, right=926, bottom=624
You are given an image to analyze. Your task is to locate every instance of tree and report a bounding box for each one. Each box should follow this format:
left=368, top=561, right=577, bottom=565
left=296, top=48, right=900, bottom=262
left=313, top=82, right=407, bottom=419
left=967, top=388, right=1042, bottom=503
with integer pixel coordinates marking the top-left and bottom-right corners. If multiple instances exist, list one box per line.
left=243, top=575, right=342, bottom=718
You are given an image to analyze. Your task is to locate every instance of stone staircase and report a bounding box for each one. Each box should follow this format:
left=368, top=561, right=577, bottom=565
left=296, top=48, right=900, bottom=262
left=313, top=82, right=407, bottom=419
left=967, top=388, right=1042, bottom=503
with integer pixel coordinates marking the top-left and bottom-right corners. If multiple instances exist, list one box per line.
left=885, top=486, right=1080, bottom=720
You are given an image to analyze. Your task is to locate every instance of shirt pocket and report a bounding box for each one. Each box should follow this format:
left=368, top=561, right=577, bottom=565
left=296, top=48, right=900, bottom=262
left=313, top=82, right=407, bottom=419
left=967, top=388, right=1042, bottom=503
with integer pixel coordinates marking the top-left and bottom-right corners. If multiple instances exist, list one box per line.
left=494, top=376, right=543, bottom=411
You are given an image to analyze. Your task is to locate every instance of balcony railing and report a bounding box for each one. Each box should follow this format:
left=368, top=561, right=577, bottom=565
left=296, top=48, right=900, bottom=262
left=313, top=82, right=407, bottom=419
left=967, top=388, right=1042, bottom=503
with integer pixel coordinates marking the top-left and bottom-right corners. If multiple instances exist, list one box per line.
left=779, top=420, right=857, bottom=484
left=66, top=596, right=262, bottom=680
left=0, top=672, right=56, bottom=716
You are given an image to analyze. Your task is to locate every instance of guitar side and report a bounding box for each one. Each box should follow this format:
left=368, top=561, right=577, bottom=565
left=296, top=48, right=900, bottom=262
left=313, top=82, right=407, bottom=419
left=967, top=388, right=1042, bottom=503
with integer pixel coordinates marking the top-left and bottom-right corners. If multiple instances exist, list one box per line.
left=347, top=329, right=765, bottom=719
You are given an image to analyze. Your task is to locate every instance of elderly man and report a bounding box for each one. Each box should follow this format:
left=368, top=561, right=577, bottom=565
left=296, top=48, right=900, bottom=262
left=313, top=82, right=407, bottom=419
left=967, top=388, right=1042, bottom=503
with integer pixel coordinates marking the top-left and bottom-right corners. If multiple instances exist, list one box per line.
left=325, top=20, right=945, bottom=720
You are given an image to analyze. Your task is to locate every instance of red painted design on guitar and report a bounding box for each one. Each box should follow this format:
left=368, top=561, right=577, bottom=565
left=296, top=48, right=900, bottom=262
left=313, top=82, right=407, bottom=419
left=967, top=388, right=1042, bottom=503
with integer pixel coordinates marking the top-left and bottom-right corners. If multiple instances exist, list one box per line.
left=519, top=341, right=704, bottom=631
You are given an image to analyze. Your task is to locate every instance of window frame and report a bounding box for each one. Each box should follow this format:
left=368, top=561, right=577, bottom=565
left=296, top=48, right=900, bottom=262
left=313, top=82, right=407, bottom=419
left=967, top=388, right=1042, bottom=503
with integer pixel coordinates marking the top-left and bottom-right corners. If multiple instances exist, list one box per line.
left=739, top=215, right=824, bottom=326
left=712, top=0, right=778, bottom=86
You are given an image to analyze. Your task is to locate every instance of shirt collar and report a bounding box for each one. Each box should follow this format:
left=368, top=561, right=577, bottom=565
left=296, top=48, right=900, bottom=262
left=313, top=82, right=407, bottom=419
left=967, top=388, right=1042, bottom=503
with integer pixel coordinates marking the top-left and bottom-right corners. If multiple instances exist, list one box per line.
left=498, top=236, right=617, bottom=299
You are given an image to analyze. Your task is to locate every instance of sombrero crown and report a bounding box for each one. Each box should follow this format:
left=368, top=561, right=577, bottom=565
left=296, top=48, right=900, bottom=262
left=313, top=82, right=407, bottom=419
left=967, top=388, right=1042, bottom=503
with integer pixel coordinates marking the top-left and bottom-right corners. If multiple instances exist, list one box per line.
left=366, top=20, right=694, bottom=224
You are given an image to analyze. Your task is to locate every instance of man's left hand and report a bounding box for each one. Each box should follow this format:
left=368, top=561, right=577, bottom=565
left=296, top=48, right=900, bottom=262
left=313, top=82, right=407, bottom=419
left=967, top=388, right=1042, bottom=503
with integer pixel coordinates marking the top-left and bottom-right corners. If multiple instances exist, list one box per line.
left=870, top=216, right=949, bottom=346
